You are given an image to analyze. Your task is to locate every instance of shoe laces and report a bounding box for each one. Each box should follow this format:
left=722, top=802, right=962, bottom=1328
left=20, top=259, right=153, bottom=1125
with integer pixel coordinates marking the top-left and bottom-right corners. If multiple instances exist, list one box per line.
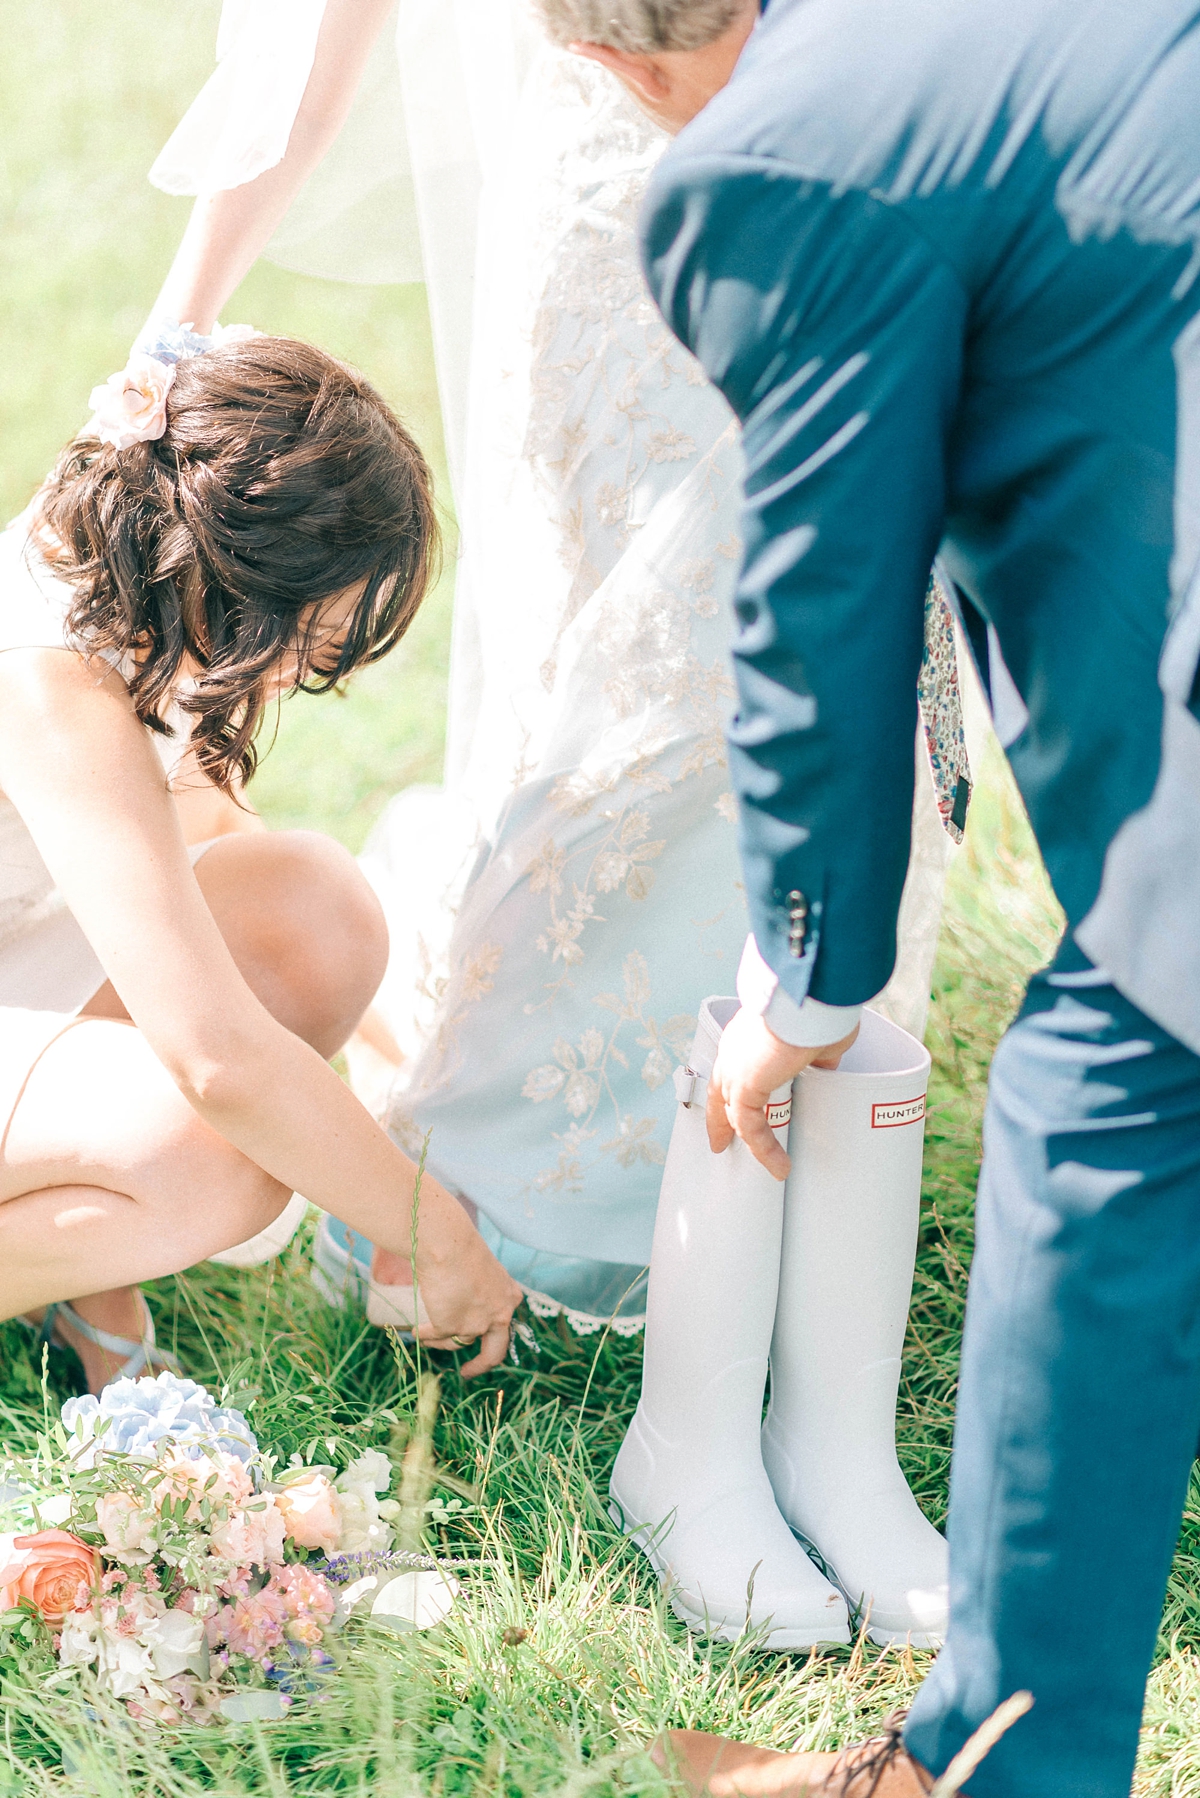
left=820, top=1713, right=924, bottom=1798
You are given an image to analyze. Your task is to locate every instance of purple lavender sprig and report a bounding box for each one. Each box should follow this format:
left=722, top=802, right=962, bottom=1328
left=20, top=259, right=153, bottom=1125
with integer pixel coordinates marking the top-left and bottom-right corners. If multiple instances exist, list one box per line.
left=321, top=1547, right=454, bottom=1585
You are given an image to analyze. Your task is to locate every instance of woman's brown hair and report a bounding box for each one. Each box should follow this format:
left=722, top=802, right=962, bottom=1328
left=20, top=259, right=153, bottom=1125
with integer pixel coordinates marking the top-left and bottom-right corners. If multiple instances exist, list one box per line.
left=33, top=336, right=439, bottom=791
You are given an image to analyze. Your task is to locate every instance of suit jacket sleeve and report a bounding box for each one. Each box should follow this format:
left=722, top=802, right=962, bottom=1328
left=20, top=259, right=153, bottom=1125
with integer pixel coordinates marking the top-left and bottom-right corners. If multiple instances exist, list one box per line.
left=641, top=155, right=967, bottom=1011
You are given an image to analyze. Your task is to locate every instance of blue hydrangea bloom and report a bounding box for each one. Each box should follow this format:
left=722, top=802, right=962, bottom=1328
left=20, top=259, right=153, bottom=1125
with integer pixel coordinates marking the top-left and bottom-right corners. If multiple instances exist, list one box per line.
left=136, top=321, right=217, bottom=366
left=61, top=1372, right=258, bottom=1466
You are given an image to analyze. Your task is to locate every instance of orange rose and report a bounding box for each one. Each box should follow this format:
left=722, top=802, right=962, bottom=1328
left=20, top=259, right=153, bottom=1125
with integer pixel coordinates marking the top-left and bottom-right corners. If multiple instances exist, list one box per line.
left=0, top=1530, right=99, bottom=1624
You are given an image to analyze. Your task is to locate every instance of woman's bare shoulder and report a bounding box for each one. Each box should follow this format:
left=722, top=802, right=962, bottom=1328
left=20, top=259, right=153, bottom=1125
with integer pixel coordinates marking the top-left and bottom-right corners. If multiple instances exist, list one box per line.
left=0, top=639, right=148, bottom=806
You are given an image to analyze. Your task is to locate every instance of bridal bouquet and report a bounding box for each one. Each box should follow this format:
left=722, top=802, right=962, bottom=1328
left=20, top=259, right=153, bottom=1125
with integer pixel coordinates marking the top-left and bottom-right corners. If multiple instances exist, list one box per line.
left=0, top=1374, right=457, bottom=1726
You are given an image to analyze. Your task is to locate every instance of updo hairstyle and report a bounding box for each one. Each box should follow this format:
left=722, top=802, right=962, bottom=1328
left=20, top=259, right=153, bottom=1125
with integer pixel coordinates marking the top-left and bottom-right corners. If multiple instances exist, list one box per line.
left=33, top=336, right=439, bottom=791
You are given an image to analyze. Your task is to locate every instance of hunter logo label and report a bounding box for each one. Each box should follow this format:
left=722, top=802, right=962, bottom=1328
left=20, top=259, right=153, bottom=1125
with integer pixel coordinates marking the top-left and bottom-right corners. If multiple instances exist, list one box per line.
left=767, top=1098, right=792, bottom=1131
left=872, top=1095, right=926, bottom=1129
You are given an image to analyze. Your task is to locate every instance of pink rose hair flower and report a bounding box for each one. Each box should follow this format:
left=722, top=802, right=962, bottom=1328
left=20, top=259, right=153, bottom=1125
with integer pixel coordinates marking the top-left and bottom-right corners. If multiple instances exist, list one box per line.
left=87, top=353, right=176, bottom=450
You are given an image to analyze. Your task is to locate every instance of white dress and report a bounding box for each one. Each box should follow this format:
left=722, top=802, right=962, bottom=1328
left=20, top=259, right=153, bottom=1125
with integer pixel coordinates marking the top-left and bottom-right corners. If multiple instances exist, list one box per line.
left=153, top=4, right=969, bottom=1329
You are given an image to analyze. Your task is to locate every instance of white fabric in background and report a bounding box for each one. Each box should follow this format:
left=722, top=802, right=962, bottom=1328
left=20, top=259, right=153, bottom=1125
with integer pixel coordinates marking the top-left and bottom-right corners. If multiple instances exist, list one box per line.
left=150, top=1, right=330, bottom=205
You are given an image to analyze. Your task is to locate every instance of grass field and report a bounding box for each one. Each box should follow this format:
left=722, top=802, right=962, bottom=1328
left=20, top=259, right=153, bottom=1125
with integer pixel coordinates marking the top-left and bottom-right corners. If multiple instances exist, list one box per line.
left=3, top=5, right=1200, bottom=1793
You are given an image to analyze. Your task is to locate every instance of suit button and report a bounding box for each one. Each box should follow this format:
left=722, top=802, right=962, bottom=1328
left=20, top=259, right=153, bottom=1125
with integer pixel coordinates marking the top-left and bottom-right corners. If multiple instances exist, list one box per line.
left=786, top=889, right=808, bottom=957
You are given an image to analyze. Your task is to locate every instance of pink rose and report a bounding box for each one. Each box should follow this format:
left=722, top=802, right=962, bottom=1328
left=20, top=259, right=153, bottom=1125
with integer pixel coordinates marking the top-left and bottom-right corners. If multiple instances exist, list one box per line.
left=208, top=1452, right=254, bottom=1510
left=149, top=1449, right=253, bottom=1522
left=87, top=353, right=175, bottom=450
left=218, top=1585, right=288, bottom=1661
left=275, top=1563, right=336, bottom=1639
left=209, top=1498, right=286, bottom=1571
left=276, top=1474, right=342, bottom=1554
left=0, top=1530, right=99, bottom=1625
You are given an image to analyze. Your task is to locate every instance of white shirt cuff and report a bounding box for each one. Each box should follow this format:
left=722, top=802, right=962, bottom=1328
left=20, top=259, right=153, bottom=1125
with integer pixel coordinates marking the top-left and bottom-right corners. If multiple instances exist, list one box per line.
left=736, top=934, right=864, bottom=1050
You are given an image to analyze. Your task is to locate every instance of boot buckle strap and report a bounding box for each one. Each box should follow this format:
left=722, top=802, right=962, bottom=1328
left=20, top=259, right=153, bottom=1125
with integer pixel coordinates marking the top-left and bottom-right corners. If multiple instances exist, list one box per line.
left=673, top=1066, right=707, bottom=1108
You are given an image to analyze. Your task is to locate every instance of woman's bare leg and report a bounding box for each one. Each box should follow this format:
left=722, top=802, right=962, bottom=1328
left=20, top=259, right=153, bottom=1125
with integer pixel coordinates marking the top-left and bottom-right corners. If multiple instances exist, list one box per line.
left=15, top=830, right=387, bottom=1388
left=84, top=829, right=389, bottom=1058
left=2, top=1020, right=290, bottom=1389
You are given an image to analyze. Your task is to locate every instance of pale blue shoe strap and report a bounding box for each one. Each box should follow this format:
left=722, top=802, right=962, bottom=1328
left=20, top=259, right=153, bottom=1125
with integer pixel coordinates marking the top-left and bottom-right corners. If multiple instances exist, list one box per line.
left=321, top=1216, right=373, bottom=1274
left=51, top=1300, right=181, bottom=1379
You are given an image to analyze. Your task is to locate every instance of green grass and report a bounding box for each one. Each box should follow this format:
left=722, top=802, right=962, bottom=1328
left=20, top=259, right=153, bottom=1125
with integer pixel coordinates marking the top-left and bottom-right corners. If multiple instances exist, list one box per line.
left=4, top=4, right=1200, bottom=1791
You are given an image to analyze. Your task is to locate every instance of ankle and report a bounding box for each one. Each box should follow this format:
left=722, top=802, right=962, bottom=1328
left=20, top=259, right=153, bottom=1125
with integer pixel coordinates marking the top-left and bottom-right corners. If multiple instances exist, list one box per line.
left=68, top=1288, right=144, bottom=1338
left=52, top=1291, right=146, bottom=1397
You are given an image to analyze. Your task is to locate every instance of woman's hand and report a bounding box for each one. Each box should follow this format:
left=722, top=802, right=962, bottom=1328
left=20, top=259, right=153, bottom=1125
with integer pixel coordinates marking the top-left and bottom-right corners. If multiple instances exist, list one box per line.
left=412, top=1211, right=523, bottom=1378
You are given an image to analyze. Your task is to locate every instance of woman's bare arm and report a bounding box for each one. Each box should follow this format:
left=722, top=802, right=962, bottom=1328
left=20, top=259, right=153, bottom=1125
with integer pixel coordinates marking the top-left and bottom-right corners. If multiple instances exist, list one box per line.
left=0, top=649, right=519, bottom=1371
left=153, top=0, right=395, bottom=334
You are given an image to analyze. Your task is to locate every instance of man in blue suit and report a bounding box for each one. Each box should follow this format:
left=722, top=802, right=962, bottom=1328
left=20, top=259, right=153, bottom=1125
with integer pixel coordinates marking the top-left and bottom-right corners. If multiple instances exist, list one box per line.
left=556, top=0, right=1200, bottom=1791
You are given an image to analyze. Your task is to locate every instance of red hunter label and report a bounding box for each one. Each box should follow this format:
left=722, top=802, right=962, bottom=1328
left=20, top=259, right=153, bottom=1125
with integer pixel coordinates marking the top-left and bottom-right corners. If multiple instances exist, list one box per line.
left=871, top=1095, right=926, bottom=1129
left=767, top=1098, right=792, bottom=1131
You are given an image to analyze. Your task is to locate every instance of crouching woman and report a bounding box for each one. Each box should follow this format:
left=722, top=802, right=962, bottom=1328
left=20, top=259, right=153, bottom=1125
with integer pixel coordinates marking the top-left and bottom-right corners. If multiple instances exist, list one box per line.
left=0, top=333, right=521, bottom=1391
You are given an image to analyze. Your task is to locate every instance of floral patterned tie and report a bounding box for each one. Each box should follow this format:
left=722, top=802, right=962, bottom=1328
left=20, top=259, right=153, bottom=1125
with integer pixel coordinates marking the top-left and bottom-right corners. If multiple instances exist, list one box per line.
left=919, top=567, right=972, bottom=843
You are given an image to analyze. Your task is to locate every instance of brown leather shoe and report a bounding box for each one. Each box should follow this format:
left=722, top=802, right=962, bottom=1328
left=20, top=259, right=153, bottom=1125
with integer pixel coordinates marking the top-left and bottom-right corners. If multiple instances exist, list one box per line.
left=656, top=1716, right=939, bottom=1797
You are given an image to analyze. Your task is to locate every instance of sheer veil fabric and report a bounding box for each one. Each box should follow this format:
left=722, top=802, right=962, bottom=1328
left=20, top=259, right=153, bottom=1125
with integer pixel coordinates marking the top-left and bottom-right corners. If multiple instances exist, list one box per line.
left=152, top=2, right=964, bottom=1330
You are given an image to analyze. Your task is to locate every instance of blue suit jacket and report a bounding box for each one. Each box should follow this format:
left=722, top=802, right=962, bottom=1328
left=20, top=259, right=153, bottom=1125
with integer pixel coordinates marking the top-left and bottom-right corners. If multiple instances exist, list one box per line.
left=641, top=0, right=1200, bottom=1053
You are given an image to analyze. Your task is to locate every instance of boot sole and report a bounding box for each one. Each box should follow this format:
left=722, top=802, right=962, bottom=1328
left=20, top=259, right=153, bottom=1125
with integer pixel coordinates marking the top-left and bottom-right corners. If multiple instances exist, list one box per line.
left=609, top=1500, right=851, bottom=1651
left=864, top=1622, right=945, bottom=1651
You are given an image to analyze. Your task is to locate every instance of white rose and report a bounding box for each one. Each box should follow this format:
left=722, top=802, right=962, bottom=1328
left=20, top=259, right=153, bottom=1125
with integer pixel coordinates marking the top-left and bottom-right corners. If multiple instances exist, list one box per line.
left=334, top=1484, right=393, bottom=1556
left=96, top=1491, right=156, bottom=1562
left=58, top=1608, right=100, bottom=1670
left=145, top=1606, right=208, bottom=1680
left=340, top=1450, right=392, bottom=1495
left=95, top=1624, right=159, bottom=1699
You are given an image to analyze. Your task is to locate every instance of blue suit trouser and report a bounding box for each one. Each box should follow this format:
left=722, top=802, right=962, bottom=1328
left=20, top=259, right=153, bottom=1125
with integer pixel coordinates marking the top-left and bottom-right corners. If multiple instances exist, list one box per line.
left=905, top=945, right=1200, bottom=1797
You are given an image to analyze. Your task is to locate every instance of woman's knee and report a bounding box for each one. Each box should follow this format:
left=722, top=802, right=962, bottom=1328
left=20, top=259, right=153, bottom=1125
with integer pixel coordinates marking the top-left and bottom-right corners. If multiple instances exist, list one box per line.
left=196, top=830, right=388, bottom=1056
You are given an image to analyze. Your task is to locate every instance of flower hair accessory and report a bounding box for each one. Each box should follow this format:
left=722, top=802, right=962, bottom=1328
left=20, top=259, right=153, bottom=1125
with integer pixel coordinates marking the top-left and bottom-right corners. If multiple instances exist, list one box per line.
left=88, top=355, right=176, bottom=452
left=87, top=319, right=258, bottom=451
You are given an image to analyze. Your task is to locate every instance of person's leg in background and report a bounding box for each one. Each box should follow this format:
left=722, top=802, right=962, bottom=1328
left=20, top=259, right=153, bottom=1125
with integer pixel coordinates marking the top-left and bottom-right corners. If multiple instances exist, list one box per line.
left=906, top=942, right=1200, bottom=1796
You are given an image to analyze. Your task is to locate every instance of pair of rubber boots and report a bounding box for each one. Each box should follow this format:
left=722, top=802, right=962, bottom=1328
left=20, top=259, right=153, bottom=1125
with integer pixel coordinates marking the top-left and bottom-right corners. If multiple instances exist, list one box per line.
left=610, top=998, right=947, bottom=1650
